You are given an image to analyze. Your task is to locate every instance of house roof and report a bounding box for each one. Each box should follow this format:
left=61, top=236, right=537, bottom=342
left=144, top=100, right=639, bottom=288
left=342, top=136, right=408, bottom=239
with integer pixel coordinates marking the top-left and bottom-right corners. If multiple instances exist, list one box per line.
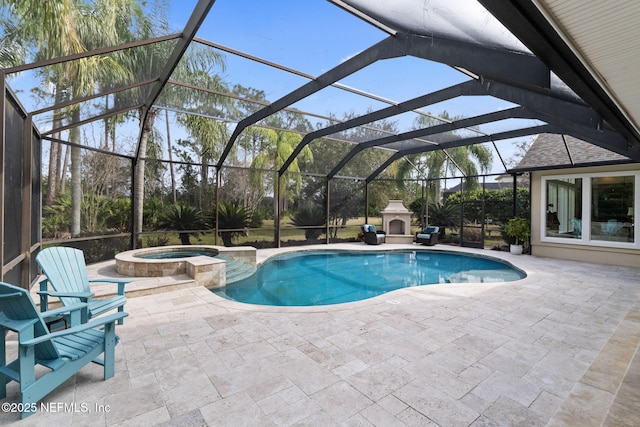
left=513, top=133, right=635, bottom=172
left=443, top=181, right=520, bottom=195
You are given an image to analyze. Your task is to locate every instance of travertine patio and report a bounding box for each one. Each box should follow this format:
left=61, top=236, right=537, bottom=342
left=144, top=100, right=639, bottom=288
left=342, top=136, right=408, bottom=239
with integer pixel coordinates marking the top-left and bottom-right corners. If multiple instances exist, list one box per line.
left=2, top=244, right=639, bottom=426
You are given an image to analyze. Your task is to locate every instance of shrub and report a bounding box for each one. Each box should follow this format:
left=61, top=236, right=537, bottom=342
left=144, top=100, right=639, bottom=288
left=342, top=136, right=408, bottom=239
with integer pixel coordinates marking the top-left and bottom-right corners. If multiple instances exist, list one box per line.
left=214, top=201, right=252, bottom=247
left=157, top=203, right=206, bottom=245
left=427, top=201, right=459, bottom=236
left=462, top=227, right=483, bottom=242
left=290, top=206, right=325, bottom=240
left=504, top=217, right=530, bottom=245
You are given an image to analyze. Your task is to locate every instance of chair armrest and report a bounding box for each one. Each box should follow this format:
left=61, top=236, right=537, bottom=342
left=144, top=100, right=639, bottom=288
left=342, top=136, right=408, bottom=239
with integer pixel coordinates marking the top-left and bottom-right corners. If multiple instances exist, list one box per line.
left=88, top=278, right=132, bottom=285
left=38, top=290, right=94, bottom=301
left=0, top=313, right=38, bottom=333
left=88, top=278, right=132, bottom=296
left=39, top=279, right=51, bottom=311
left=41, top=303, right=88, bottom=316
left=40, top=303, right=90, bottom=326
left=21, top=312, right=128, bottom=346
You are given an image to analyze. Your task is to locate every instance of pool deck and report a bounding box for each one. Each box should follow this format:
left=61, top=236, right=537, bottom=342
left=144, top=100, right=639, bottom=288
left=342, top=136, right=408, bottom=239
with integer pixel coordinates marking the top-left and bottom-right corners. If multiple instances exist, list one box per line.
left=3, top=243, right=640, bottom=426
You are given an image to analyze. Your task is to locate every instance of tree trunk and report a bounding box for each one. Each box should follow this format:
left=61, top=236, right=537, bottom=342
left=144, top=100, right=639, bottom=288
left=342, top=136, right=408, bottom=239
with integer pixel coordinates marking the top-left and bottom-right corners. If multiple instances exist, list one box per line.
left=46, top=139, right=59, bottom=206
left=46, top=90, right=65, bottom=205
left=165, top=110, right=177, bottom=203
left=59, top=145, right=69, bottom=193
left=221, top=232, right=232, bottom=247
left=133, top=110, right=158, bottom=238
left=179, top=232, right=191, bottom=245
left=70, top=116, right=82, bottom=237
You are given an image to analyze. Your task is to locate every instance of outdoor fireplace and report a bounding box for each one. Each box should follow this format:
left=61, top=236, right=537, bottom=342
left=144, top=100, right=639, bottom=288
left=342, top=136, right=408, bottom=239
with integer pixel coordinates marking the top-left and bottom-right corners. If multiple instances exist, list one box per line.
left=381, top=200, right=414, bottom=244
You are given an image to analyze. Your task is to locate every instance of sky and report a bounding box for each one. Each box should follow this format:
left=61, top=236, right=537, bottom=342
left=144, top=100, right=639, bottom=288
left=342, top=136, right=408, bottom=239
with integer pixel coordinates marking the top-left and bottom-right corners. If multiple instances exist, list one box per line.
left=168, top=0, right=534, bottom=173
left=4, top=0, right=535, bottom=176
left=183, top=1, right=495, bottom=115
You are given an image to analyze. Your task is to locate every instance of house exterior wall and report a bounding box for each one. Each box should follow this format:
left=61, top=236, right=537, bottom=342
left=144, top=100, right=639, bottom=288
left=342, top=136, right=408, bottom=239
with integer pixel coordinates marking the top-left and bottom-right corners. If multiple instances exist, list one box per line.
left=531, top=164, right=640, bottom=267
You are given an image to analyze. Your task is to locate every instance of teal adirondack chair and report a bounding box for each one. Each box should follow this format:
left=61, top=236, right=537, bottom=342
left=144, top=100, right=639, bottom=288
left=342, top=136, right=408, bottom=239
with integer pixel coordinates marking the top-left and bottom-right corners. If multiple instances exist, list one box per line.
left=0, top=282, right=127, bottom=419
left=36, top=247, right=130, bottom=324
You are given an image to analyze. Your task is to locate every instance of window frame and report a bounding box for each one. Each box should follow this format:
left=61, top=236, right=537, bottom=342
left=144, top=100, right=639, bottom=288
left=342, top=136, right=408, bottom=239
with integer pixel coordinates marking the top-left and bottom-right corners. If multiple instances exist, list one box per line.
left=541, top=171, right=639, bottom=249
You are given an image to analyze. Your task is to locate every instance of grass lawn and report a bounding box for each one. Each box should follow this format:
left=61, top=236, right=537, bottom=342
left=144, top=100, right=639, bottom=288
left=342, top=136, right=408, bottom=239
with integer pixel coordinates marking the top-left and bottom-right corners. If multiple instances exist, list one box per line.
left=141, top=217, right=508, bottom=250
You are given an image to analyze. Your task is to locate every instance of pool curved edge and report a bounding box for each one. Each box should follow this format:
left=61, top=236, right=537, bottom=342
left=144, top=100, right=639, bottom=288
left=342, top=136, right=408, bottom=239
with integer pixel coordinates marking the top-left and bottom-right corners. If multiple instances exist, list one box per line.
left=207, top=277, right=517, bottom=314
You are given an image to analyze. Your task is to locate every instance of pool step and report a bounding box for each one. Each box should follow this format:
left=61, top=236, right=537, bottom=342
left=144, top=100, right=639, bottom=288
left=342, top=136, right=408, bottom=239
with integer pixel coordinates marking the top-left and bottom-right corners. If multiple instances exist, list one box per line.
left=218, top=254, right=256, bottom=283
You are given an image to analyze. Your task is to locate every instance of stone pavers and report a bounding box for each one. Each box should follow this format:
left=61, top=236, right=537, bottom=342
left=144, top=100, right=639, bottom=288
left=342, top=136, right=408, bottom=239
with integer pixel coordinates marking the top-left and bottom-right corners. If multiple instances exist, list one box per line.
left=2, top=244, right=639, bottom=426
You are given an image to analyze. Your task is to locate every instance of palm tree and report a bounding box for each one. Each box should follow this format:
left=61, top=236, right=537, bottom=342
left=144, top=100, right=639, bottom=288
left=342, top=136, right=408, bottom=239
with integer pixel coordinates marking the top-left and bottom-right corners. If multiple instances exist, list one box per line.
left=176, top=114, right=229, bottom=208
left=130, top=36, right=226, bottom=238
left=2, top=0, right=143, bottom=237
left=250, top=129, right=312, bottom=213
left=397, top=111, right=493, bottom=203
left=2, top=0, right=85, bottom=235
left=0, top=19, right=26, bottom=68
left=229, top=86, right=279, bottom=215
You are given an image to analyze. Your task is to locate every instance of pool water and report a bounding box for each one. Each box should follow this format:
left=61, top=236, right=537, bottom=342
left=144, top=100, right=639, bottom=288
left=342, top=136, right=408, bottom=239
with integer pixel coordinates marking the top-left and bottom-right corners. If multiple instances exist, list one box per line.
left=213, top=250, right=525, bottom=306
left=137, top=250, right=218, bottom=259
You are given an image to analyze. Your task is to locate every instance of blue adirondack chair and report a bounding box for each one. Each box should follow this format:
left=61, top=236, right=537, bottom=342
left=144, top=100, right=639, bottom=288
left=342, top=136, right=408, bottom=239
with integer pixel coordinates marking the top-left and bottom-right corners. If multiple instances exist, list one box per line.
left=0, top=282, right=127, bottom=419
left=36, top=247, right=130, bottom=324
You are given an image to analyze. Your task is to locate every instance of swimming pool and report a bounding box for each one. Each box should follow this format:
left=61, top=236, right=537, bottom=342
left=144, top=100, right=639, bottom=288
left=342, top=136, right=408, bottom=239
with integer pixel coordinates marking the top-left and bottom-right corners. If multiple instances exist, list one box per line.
left=213, top=250, right=525, bottom=306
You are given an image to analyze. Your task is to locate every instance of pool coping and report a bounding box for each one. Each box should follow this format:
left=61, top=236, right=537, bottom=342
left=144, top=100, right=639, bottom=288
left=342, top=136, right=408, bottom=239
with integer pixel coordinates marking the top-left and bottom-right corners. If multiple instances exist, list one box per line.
left=203, top=243, right=535, bottom=314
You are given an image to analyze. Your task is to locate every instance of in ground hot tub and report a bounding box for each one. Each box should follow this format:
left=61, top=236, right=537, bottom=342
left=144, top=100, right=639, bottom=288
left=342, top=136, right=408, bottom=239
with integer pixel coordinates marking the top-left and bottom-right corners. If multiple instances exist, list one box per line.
left=115, top=245, right=256, bottom=288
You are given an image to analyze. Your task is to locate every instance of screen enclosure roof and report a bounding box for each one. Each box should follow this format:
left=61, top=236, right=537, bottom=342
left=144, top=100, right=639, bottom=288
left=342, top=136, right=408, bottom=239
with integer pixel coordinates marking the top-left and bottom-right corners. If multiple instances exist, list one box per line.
left=4, top=0, right=639, bottom=181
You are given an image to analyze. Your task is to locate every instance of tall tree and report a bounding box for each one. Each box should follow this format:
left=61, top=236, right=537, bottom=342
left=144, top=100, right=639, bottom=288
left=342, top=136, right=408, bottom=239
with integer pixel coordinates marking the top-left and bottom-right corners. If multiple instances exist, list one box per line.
left=2, top=0, right=142, bottom=237
left=0, top=19, right=26, bottom=68
left=131, top=36, right=226, bottom=235
left=226, top=85, right=274, bottom=213
left=250, top=128, right=312, bottom=213
left=2, top=0, right=98, bottom=235
left=398, top=111, right=494, bottom=203
left=174, top=116, right=227, bottom=208
left=2, top=0, right=82, bottom=213
left=174, top=57, right=230, bottom=208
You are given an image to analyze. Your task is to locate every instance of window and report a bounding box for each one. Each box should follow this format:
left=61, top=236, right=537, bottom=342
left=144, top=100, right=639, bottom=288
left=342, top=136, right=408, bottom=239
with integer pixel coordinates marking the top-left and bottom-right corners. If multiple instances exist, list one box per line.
left=542, top=172, right=637, bottom=247
left=591, top=176, right=634, bottom=242
left=545, top=178, right=582, bottom=239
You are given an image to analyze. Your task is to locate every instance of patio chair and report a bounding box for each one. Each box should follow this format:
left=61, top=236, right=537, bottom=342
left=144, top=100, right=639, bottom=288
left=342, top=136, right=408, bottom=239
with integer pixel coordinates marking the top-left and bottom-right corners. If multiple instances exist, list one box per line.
left=570, top=218, right=582, bottom=237
left=36, top=247, right=130, bottom=325
left=0, top=282, right=127, bottom=419
left=416, top=226, right=440, bottom=245
left=362, top=224, right=386, bottom=245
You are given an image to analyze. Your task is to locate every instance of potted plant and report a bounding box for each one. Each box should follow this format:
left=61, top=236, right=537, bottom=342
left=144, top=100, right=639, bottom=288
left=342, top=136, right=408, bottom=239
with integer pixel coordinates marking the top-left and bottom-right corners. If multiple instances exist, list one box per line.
left=504, top=217, right=530, bottom=255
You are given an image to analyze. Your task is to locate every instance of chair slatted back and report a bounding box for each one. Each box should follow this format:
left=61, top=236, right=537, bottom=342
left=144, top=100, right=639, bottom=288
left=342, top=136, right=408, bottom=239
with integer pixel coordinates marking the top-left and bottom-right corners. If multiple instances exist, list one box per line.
left=36, top=247, right=90, bottom=307
left=0, top=282, right=60, bottom=360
